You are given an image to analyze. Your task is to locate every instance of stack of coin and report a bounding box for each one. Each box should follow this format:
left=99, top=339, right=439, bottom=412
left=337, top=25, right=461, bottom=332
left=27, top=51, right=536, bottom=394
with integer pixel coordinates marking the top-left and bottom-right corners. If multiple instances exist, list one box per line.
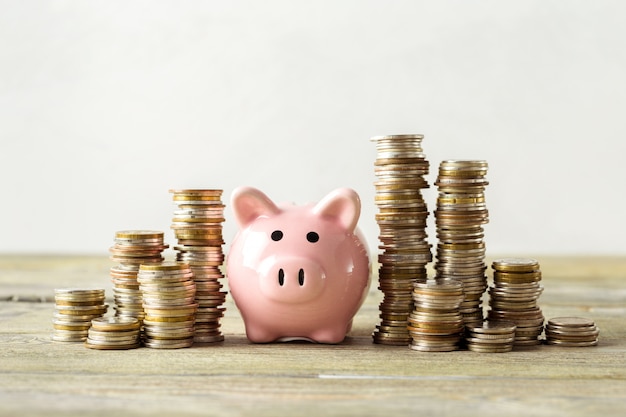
left=52, top=288, right=107, bottom=343
left=545, top=317, right=599, bottom=347
left=488, top=258, right=545, bottom=347
left=170, top=189, right=227, bottom=344
left=138, top=262, right=198, bottom=349
left=408, top=279, right=465, bottom=352
left=434, top=160, right=489, bottom=327
left=109, top=230, right=168, bottom=322
left=84, top=317, right=141, bottom=350
left=371, top=134, right=432, bottom=346
left=465, top=321, right=516, bottom=353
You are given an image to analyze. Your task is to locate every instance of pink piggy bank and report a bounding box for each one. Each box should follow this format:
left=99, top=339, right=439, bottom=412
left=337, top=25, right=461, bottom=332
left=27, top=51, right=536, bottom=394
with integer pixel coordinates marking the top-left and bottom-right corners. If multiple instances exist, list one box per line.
left=227, top=186, right=370, bottom=343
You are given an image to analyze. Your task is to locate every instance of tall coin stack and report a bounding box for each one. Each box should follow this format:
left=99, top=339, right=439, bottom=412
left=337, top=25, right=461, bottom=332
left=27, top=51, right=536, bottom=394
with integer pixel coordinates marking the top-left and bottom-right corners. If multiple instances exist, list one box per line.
left=139, top=262, right=198, bottom=349
left=434, top=160, right=489, bottom=327
left=488, top=258, right=545, bottom=347
left=109, top=230, right=168, bottom=322
left=408, top=280, right=465, bottom=352
left=170, top=189, right=227, bottom=344
left=52, top=289, right=107, bottom=343
left=371, top=134, right=432, bottom=346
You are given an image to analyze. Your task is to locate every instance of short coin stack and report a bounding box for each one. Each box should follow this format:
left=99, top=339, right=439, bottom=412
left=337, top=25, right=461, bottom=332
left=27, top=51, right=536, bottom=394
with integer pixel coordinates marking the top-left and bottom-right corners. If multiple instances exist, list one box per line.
left=84, top=317, right=141, bottom=350
left=434, top=160, right=489, bottom=327
left=408, top=280, right=464, bottom=352
left=52, top=289, right=107, bottom=343
left=465, top=321, right=517, bottom=353
left=488, top=258, right=545, bottom=347
left=109, top=230, right=168, bottom=322
left=545, top=317, right=599, bottom=347
left=371, top=134, right=432, bottom=346
left=170, top=189, right=227, bottom=343
left=138, top=262, right=198, bottom=349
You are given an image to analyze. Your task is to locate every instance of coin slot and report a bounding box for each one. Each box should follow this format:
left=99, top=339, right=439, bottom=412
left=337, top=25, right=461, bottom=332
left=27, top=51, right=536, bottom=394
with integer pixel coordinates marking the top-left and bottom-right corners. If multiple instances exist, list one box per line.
left=298, top=269, right=305, bottom=286
left=278, top=269, right=285, bottom=286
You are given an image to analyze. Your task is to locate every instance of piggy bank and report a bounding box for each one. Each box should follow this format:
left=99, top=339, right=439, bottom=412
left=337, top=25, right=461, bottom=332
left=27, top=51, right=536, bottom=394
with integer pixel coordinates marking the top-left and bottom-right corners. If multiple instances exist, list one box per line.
left=226, top=186, right=370, bottom=343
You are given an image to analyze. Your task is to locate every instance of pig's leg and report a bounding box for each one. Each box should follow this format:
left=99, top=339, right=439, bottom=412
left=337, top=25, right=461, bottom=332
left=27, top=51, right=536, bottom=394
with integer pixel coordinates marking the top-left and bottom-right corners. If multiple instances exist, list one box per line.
left=309, top=325, right=348, bottom=344
left=245, top=324, right=281, bottom=343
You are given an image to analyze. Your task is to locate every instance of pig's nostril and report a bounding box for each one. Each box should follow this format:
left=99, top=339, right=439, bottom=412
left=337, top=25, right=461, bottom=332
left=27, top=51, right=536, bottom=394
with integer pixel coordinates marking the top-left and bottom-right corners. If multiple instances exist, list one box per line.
left=298, top=269, right=304, bottom=286
left=278, top=269, right=285, bottom=286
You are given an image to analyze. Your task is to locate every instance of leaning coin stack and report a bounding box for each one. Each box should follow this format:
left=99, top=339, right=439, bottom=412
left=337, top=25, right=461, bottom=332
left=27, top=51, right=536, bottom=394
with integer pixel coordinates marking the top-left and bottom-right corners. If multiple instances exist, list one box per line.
left=84, top=317, right=141, bottom=350
left=170, top=189, right=227, bottom=344
left=109, top=230, right=168, bottom=322
left=408, top=279, right=465, bottom=352
left=488, top=258, right=545, bottom=347
left=138, top=262, right=198, bottom=349
left=434, top=160, right=489, bottom=327
left=52, top=288, right=107, bottom=343
left=371, top=134, right=432, bottom=346
left=465, top=321, right=517, bottom=353
left=545, top=317, right=599, bottom=347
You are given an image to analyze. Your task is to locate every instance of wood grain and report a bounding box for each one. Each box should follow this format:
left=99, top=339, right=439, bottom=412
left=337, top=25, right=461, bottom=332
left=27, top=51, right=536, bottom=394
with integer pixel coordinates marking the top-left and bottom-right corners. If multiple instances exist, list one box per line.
left=0, top=255, right=625, bottom=416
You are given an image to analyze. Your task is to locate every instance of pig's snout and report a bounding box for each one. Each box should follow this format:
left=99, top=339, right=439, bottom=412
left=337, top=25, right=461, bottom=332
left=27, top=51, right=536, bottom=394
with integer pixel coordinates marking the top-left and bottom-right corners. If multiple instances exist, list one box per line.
left=259, top=256, right=326, bottom=303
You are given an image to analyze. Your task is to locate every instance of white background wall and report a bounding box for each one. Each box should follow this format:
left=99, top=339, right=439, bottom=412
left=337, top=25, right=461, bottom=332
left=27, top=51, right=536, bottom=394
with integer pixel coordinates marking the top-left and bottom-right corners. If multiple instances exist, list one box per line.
left=1, top=1, right=625, bottom=256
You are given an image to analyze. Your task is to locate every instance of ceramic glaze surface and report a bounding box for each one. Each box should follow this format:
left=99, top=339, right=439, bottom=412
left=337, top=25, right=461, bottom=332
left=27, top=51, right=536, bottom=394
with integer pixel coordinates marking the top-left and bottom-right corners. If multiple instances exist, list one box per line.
left=227, top=186, right=371, bottom=343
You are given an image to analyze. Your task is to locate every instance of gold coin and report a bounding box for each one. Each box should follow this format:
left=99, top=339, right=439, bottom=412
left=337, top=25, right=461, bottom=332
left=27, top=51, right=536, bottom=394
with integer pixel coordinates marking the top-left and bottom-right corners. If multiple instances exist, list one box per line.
left=54, top=288, right=105, bottom=297
left=492, top=258, right=539, bottom=272
left=172, top=193, right=222, bottom=200
left=143, top=319, right=196, bottom=328
left=139, top=261, right=189, bottom=271
left=54, top=299, right=105, bottom=306
left=53, top=323, right=92, bottom=331
left=55, top=306, right=108, bottom=316
left=115, top=230, right=164, bottom=240
left=169, top=189, right=222, bottom=195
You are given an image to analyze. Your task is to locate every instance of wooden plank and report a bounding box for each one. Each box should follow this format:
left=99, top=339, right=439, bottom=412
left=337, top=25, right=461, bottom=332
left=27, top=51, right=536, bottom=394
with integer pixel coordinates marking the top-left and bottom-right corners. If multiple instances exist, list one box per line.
left=0, top=255, right=625, bottom=416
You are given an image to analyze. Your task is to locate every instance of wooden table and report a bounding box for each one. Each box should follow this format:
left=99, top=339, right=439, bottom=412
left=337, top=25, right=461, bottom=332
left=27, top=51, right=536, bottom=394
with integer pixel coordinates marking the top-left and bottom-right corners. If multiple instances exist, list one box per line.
left=1, top=255, right=625, bottom=416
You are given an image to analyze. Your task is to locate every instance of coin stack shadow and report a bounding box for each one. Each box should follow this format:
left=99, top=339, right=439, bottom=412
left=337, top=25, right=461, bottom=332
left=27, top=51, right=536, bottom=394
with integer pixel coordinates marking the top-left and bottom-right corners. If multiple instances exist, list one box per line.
left=434, top=160, right=489, bottom=328
left=545, top=316, right=599, bottom=347
left=408, top=280, right=465, bottom=352
left=109, top=231, right=169, bottom=324
left=488, top=258, right=545, bottom=347
left=170, top=189, right=227, bottom=344
left=52, top=289, right=107, bottom=343
left=371, top=134, right=432, bottom=346
left=139, top=262, right=198, bottom=349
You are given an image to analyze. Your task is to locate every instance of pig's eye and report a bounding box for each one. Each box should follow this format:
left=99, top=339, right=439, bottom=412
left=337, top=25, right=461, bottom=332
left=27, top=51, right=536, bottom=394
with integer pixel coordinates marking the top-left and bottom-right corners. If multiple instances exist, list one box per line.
left=306, top=231, right=319, bottom=243
left=271, top=230, right=283, bottom=241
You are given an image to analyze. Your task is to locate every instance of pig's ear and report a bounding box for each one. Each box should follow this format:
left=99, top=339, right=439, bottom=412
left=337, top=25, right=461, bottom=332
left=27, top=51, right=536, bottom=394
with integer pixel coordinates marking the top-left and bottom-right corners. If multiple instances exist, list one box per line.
left=312, top=188, right=361, bottom=232
left=231, top=186, right=281, bottom=227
